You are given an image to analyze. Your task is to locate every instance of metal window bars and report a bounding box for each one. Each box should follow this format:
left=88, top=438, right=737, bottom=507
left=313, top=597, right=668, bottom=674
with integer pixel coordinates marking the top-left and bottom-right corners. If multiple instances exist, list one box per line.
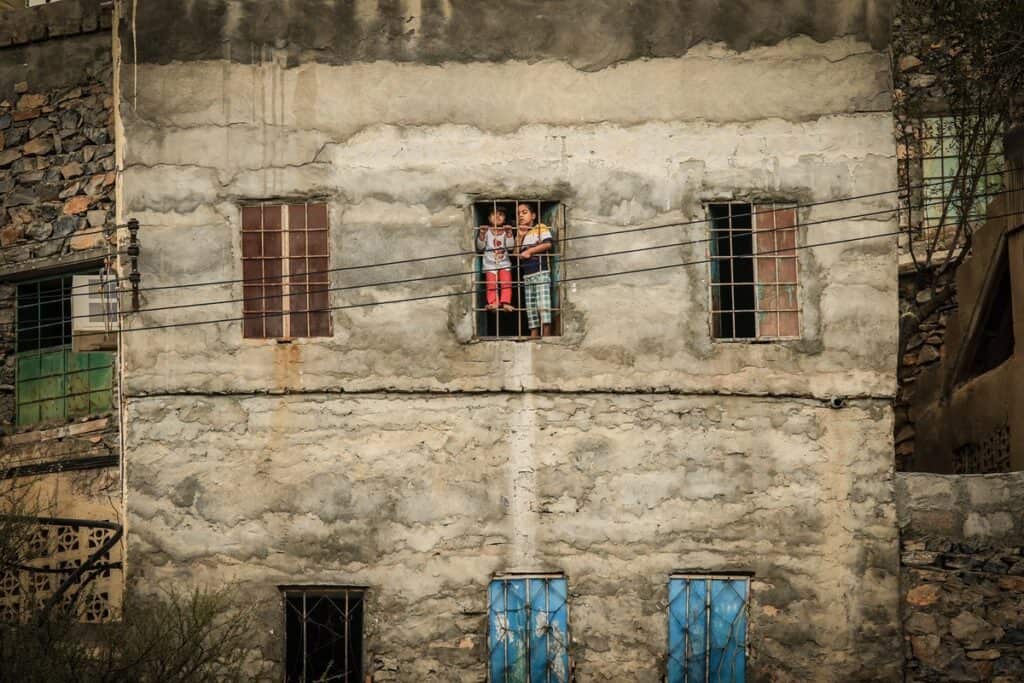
left=488, top=575, right=570, bottom=683
left=241, top=202, right=332, bottom=340
left=919, top=116, right=1004, bottom=232
left=708, top=202, right=800, bottom=341
left=14, top=273, right=114, bottom=426
left=472, top=200, right=565, bottom=340
left=668, top=575, right=749, bottom=683
left=283, top=588, right=364, bottom=683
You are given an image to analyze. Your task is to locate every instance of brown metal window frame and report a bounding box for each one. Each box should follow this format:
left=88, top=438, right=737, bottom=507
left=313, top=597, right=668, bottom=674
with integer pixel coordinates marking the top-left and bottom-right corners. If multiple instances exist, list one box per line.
left=241, top=202, right=332, bottom=340
left=471, top=199, right=566, bottom=341
left=706, top=201, right=801, bottom=342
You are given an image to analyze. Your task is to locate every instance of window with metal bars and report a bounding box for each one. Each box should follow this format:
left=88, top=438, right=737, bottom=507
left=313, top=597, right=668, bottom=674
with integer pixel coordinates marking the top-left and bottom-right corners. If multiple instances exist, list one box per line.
left=920, top=116, right=1003, bottom=231
left=708, top=202, right=799, bottom=340
left=488, top=574, right=570, bottom=683
left=282, top=587, right=364, bottom=683
left=241, top=202, right=332, bottom=339
left=472, top=200, right=565, bottom=340
left=668, top=575, right=749, bottom=683
left=14, top=272, right=113, bottom=426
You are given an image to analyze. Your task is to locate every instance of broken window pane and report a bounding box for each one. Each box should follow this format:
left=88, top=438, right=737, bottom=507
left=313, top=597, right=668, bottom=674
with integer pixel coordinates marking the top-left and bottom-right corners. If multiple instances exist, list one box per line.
left=709, top=202, right=800, bottom=340
left=488, top=575, right=569, bottom=683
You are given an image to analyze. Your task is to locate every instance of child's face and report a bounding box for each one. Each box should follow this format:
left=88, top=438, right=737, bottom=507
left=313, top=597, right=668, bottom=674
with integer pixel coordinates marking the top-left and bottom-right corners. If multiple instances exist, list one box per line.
left=517, top=204, right=535, bottom=227
left=489, top=210, right=505, bottom=227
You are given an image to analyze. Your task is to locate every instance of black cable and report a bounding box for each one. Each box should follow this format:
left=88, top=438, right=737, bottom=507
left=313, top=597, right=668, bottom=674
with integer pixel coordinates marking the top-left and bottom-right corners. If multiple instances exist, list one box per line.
left=109, top=208, right=1022, bottom=335
left=10, top=185, right=1016, bottom=333
left=22, top=170, right=1011, bottom=303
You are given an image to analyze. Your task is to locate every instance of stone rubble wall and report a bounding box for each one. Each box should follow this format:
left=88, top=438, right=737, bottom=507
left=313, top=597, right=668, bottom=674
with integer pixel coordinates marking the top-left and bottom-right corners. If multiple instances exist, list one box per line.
left=896, top=472, right=1024, bottom=682
left=0, top=9, right=116, bottom=431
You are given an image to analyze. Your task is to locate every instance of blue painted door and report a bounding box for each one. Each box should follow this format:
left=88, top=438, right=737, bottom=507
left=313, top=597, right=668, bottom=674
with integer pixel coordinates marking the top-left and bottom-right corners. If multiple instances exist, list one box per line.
left=488, top=577, right=569, bottom=683
left=668, top=577, right=748, bottom=683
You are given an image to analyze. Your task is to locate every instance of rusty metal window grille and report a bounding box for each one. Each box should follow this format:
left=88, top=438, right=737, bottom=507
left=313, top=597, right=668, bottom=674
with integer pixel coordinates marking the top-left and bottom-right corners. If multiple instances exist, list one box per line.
left=472, top=200, right=565, bottom=340
left=708, top=203, right=799, bottom=340
left=241, top=202, right=332, bottom=339
left=283, top=587, right=364, bottom=683
left=668, top=575, right=749, bottom=683
left=920, top=116, right=1003, bottom=231
left=14, top=272, right=114, bottom=426
left=488, top=574, right=569, bottom=683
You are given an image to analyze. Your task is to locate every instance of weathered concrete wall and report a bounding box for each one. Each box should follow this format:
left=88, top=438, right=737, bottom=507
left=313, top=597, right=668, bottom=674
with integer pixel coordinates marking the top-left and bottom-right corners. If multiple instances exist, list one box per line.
left=128, top=394, right=900, bottom=681
left=128, top=0, right=891, bottom=68
left=120, top=2, right=901, bottom=680
left=120, top=35, right=898, bottom=399
left=896, top=473, right=1024, bottom=682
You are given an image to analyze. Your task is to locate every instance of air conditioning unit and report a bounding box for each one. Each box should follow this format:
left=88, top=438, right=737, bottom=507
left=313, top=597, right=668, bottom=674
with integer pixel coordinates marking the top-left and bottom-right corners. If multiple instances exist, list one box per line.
left=71, top=274, right=118, bottom=352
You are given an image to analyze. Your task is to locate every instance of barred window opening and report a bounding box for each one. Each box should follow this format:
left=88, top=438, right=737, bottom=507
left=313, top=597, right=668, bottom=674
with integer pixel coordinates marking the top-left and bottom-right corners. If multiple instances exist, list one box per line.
left=668, top=575, right=750, bottom=683
left=14, top=272, right=114, bottom=426
left=488, top=574, right=570, bottom=683
left=241, top=202, right=332, bottom=340
left=708, top=202, right=800, bottom=341
left=283, top=587, right=364, bottom=683
left=472, top=200, right=565, bottom=340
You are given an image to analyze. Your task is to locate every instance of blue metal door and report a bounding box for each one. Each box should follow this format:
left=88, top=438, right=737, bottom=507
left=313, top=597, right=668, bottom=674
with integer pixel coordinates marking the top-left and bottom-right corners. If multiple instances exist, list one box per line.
left=488, top=576, right=569, bottom=683
left=668, top=576, right=748, bottom=683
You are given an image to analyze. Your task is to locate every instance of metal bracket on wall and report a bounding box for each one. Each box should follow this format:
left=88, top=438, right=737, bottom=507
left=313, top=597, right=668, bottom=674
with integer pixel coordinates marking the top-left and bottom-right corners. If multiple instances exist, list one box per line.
left=126, top=218, right=140, bottom=311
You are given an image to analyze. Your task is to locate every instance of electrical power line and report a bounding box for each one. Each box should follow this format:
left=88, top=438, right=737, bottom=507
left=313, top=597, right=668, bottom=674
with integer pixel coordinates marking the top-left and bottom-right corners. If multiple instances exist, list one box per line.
left=96, top=207, right=1023, bottom=336
left=9, top=189, right=1015, bottom=339
left=32, top=188, right=1015, bottom=331
left=10, top=189, right=1013, bottom=336
left=14, top=172, right=1017, bottom=319
left=15, top=170, right=1012, bottom=303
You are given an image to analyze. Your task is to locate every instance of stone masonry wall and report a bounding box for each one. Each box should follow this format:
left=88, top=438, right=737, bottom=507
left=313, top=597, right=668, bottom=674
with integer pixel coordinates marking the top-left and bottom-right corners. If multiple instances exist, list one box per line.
left=0, top=3, right=116, bottom=431
left=127, top=393, right=901, bottom=682
left=896, top=473, right=1024, bottom=682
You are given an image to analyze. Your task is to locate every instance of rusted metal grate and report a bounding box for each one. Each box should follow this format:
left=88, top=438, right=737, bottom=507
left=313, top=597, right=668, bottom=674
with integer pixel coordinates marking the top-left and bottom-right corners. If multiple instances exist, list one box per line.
left=283, top=587, right=364, bottom=683
left=472, top=200, right=565, bottom=340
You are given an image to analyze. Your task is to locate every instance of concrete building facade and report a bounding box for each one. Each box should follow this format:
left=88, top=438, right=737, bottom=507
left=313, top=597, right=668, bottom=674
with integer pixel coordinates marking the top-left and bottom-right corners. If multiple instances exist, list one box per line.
left=110, top=1, right=903, bottom=680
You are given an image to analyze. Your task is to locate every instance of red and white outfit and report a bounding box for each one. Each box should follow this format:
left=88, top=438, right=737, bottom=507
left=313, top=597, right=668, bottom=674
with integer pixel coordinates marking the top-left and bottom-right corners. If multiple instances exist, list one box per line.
left=476, top=227, right=514, bottom=307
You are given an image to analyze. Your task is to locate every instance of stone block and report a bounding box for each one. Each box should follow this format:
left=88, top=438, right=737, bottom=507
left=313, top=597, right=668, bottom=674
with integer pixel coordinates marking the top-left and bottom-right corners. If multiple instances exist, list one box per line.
left=17, top=93, right=46, bottom=110
left=907, top=584, right=943, bottom=607
left=951, top=612, right=1004, bottom=648
left=62, top=195, right=91, bottom=215
left=965, top=512, right=1015, bottom=540
left=22, top=136, right=53, bottom=156
left=966, top=477, right=1013, bottom=507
